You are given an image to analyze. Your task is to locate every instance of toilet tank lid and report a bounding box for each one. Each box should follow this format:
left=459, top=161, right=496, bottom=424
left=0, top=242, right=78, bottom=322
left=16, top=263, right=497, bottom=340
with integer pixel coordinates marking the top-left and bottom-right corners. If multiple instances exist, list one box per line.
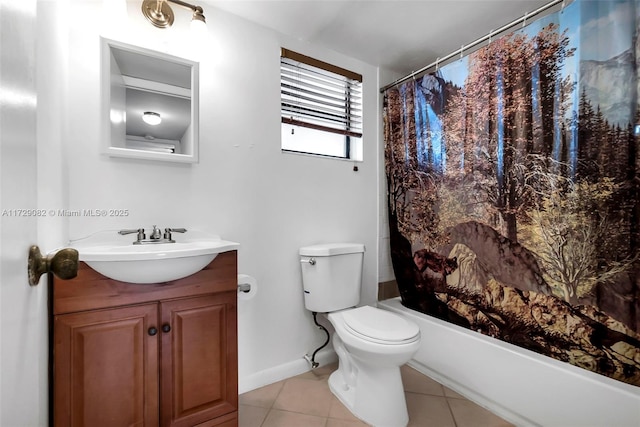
left=299, top=243, right=365, bottom=256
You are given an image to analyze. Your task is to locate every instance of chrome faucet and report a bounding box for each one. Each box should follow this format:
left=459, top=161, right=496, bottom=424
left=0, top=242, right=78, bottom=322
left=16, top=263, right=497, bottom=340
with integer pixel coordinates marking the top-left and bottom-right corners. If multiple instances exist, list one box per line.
left=118, top=226, right=187, bottom=244
left=150, top=225, right=162, bottom=240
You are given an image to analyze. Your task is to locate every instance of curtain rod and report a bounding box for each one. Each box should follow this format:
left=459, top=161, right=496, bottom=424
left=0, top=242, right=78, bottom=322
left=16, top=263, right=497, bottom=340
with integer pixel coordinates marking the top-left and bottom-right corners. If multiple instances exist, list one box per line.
left=380, top=0, right=568, bottom=93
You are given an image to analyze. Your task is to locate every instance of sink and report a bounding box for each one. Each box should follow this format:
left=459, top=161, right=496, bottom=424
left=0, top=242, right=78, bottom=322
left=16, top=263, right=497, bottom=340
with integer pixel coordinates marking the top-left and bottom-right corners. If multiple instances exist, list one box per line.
left=69, top=230, right=239, bottom=284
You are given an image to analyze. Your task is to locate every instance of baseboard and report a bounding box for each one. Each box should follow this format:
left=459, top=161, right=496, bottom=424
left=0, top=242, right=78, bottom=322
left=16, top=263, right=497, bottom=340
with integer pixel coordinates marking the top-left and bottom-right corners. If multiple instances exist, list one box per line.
left=238, top=349, right=338, bottom=394
left=406, top=360, right=539, bottom=427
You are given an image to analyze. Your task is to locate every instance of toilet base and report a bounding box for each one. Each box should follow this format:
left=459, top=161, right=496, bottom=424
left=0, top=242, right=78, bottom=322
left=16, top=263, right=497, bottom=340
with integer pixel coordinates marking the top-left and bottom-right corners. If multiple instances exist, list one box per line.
left=328, top=364, right=409, bottom=427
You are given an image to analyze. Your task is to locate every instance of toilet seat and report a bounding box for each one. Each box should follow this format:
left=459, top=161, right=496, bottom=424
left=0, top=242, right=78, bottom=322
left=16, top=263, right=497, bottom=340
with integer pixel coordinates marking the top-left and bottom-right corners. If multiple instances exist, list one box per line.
left=342, top=306, right=420, bottom=345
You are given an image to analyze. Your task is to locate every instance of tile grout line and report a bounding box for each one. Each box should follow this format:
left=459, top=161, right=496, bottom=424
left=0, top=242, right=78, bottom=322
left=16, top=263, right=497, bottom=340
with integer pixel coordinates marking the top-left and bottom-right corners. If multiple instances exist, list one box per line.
left=261, top=376, right=334, bottom=426
left=444, top=394, right=460, bottom=427
left=273, top=378, right=290, bottom=426
left=439, top=382, right=460, bottom=427
left=257, top=378, right=284, bottom=427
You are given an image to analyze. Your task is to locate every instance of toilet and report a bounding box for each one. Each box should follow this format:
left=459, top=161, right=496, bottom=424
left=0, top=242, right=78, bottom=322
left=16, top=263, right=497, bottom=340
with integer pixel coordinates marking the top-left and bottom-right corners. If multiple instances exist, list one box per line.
left=299, top=243, right=420, bottom=427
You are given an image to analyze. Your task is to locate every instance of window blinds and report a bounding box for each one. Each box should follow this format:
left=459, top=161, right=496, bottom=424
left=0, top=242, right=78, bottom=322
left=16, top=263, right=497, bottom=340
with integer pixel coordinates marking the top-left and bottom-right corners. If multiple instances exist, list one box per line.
left=280, top=48, right=363, bottom=138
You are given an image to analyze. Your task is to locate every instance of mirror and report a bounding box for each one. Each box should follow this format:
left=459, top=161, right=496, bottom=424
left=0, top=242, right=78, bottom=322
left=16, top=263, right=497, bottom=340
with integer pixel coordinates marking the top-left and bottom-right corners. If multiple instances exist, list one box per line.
left=101, top=37, right=199, bottom=163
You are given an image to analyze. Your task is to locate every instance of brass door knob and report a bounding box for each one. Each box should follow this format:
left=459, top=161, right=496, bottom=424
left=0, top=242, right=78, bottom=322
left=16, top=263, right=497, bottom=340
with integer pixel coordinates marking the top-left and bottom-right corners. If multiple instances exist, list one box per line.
left=28, top=245, right=79, bottom=286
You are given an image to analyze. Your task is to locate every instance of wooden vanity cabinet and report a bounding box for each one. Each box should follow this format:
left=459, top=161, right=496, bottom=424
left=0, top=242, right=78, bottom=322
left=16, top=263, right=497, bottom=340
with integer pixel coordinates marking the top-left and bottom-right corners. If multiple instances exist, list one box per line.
left=51, top=251, right=238, bottom=427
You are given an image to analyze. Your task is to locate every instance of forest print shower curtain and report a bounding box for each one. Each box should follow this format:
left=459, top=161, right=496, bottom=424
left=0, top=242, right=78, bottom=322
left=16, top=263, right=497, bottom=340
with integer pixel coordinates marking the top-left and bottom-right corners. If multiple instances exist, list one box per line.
left=383, top=0, right=640, bottom=386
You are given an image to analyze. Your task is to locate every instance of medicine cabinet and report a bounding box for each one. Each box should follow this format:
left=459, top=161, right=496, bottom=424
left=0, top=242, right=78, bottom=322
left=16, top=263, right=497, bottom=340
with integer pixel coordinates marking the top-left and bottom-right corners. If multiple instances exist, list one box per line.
left=101, top=37, right=199, bottom=163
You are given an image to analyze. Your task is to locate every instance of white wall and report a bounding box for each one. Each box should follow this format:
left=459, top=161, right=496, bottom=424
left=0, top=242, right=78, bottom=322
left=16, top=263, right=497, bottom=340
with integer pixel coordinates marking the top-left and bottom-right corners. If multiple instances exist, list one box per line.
left=57, top=0, right=380, bottom=393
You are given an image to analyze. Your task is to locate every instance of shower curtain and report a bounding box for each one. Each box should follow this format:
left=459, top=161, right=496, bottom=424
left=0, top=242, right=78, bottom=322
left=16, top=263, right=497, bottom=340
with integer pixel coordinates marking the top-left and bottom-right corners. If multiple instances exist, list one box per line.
left=383, top=0, right=640, bottom=387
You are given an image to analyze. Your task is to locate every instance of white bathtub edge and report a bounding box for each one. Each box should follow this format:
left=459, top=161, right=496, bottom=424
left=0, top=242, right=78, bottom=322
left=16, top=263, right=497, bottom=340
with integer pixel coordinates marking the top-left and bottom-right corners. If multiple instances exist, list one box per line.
left=379, top=297, right=640, bottom=427
left=405, top=358, right=538, bottom=427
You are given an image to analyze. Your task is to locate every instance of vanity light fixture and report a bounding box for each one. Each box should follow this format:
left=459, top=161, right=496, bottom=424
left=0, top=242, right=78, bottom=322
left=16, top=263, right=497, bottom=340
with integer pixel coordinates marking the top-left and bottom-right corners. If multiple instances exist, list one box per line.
left=142, top=111, right=162, bottom=125
left=141, top=0, right=206, bottom=29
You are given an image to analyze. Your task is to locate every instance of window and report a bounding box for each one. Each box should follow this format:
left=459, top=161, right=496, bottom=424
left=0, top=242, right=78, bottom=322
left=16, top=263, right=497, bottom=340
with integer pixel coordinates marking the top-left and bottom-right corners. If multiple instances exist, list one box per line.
left=280, top=48, right=362, bottom=160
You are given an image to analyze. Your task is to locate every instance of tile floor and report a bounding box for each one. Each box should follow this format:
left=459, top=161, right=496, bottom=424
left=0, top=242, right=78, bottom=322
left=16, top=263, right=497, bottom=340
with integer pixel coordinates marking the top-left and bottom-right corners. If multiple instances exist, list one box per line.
left=239, top=363, right=514, bottom=427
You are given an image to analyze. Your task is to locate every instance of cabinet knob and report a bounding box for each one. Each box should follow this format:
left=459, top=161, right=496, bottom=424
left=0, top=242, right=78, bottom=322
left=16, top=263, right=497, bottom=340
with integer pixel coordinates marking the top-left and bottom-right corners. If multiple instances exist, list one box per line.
left=148, top=327, right=158, bottom=336
left=162, top=324, right=171, bottom=333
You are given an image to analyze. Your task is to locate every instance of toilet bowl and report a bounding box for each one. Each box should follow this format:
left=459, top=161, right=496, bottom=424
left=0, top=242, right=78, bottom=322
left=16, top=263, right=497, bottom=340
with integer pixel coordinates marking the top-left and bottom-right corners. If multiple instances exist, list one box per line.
left=298, top=243, right=420, bottom=426
left=327, top=306, right=420, bottom=427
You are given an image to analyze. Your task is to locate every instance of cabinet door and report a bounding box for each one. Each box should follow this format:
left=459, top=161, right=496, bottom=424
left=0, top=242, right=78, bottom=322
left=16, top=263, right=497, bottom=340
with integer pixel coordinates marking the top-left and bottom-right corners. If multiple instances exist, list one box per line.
left=160, top=293, right=237, bottom=427
left=54, top=304, right=159, bottom=427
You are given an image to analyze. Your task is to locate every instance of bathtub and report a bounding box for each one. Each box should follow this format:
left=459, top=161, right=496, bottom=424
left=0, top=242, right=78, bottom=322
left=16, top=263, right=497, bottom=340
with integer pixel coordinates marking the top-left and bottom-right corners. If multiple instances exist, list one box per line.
left=378, top=297, right=640, bottom=427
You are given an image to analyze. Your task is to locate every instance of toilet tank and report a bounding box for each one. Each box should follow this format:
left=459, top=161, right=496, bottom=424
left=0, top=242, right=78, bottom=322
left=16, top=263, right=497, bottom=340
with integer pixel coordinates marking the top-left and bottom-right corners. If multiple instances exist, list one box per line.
left=299, top=243, right=365, bottom=313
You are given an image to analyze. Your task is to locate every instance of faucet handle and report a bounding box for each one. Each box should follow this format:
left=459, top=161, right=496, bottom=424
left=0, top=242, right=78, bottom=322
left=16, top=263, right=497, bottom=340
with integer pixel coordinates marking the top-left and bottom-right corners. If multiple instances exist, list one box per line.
left=163, top=227, right=187, bottom=240
left=118, top=228, right=146, bottom=241
left=118, top=228, right=139, bottom=235
left=166, top=228, right=187, bottom=233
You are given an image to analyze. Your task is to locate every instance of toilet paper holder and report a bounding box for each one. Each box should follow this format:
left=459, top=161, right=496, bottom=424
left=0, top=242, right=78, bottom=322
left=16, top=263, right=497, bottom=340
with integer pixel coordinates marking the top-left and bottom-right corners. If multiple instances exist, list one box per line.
left=237, top=274, right=257, bottom=300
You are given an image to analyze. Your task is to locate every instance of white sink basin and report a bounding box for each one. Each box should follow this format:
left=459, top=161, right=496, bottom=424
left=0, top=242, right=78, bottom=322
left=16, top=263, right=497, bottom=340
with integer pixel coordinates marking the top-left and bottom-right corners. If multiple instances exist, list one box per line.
left=70, top=230, right=239, bottom=284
